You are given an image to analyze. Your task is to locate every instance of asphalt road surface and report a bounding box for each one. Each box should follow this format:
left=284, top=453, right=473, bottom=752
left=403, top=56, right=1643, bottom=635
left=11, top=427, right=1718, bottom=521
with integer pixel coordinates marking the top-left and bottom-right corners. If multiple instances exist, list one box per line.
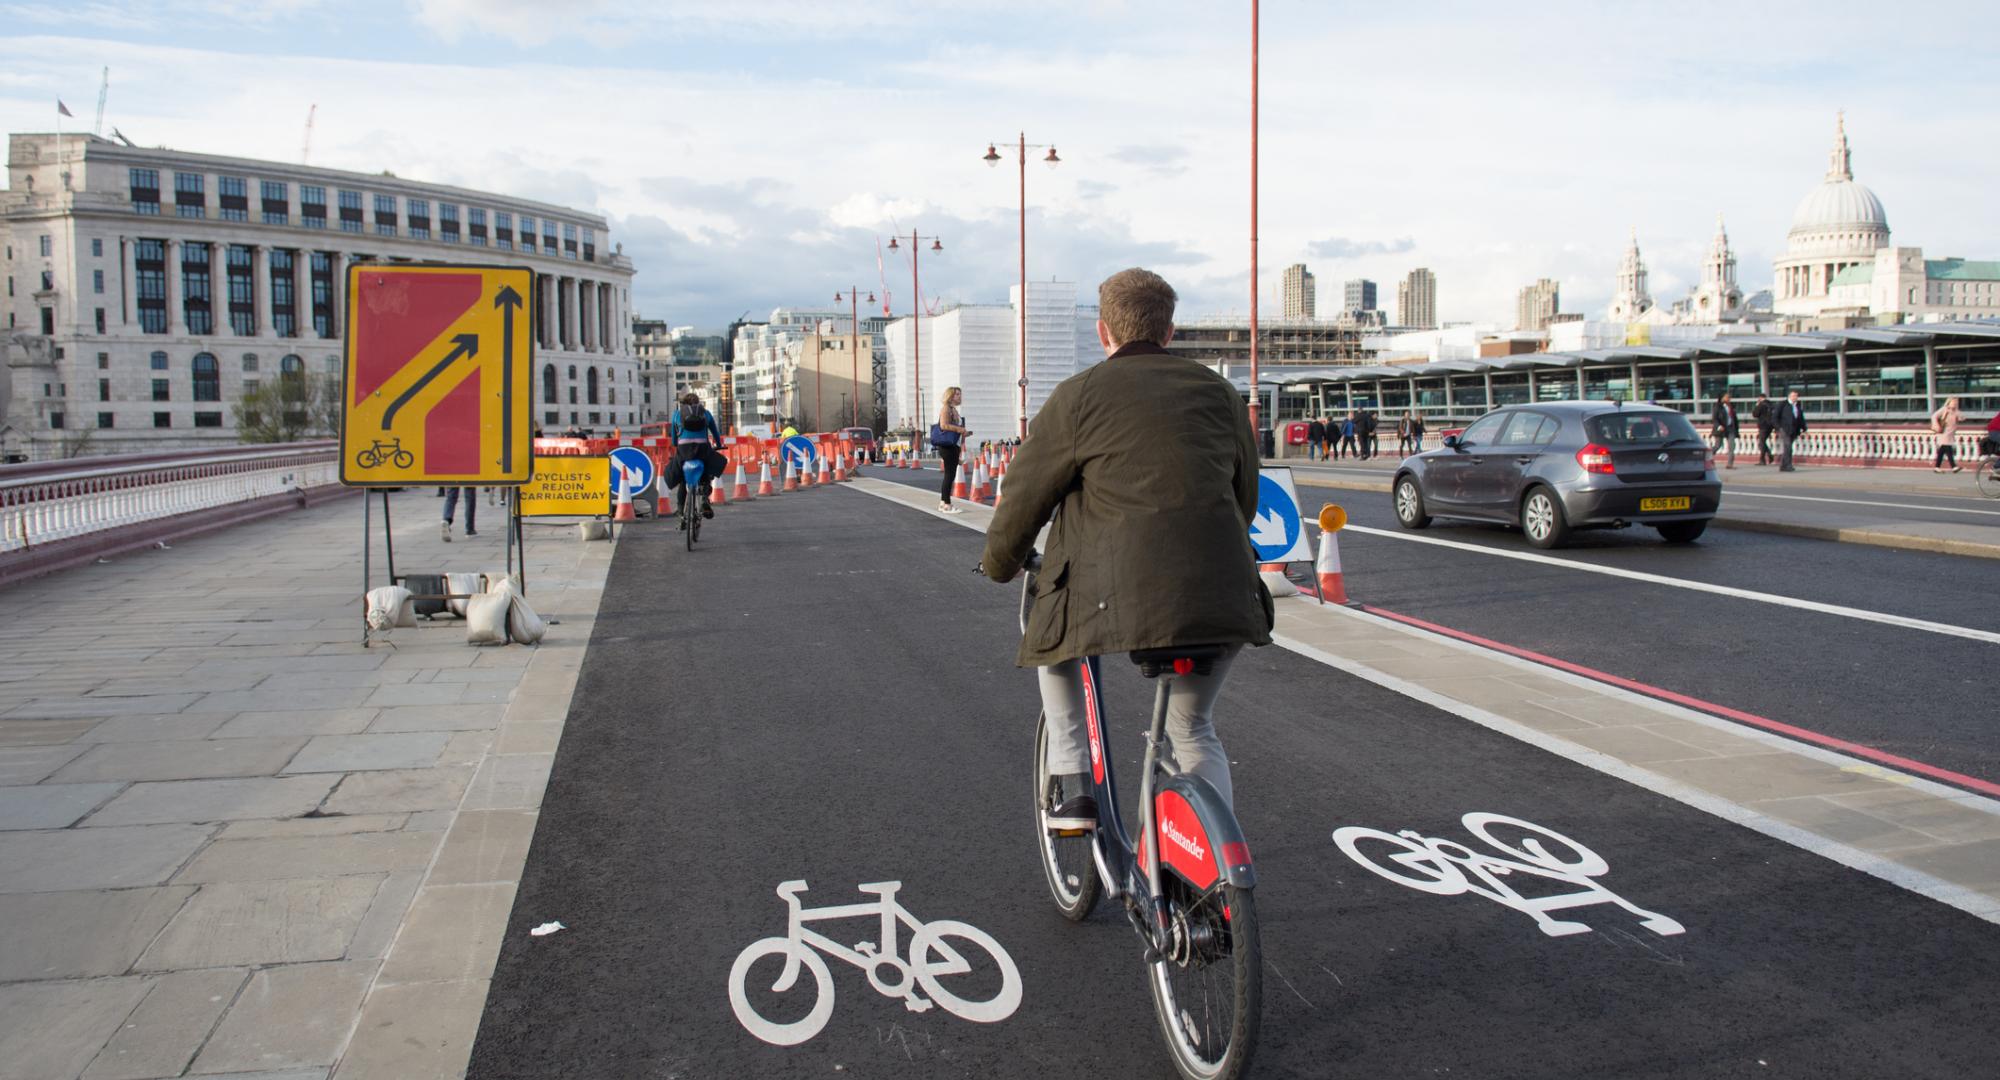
left=467, top=482, right=2000, bottom=1079
left=875, top=464, right=2000, bottom=787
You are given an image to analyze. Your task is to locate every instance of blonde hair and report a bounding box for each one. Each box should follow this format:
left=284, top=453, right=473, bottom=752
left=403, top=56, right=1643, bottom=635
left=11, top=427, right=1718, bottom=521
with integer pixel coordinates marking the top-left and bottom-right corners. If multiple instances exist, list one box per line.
left=940, top=386, right=962, bottom=408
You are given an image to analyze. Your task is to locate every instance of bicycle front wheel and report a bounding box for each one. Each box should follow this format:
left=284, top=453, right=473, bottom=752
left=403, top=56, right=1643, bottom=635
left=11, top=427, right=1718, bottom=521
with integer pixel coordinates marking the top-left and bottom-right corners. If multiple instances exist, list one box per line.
left=1032, top=709, right=1101, bottom=921
left=1977, top=458, right=2000, bottom=499
left=1149, top=879, right=1261, bottom=1080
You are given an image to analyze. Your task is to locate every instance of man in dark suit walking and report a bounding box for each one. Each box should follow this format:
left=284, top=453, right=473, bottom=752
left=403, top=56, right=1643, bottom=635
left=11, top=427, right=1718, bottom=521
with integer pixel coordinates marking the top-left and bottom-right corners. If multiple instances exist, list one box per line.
left=1775, top=390, right=1808, bottom=472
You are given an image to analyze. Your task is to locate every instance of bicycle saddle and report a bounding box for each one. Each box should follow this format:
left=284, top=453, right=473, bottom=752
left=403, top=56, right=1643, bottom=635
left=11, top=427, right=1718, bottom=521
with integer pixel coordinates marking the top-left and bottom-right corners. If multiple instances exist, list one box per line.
left=1129, top=644, right=1228, bottom=679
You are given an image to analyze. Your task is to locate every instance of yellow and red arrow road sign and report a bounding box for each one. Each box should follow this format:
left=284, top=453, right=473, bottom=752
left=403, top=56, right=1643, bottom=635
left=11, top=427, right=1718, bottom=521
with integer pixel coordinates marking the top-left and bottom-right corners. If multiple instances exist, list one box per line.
left=340, top=264, right=534, bottom=486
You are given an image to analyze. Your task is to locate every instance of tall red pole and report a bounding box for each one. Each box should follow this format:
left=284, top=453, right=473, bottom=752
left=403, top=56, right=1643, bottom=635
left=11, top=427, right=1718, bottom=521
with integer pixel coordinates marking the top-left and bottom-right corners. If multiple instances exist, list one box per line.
left=1019, top=133, right=1029, bottom=440
left=1248, top=0, right=1261, bottom=445
left=912, top=229, right=922, bottom=452
left=850, top=289, right=860, bottom=428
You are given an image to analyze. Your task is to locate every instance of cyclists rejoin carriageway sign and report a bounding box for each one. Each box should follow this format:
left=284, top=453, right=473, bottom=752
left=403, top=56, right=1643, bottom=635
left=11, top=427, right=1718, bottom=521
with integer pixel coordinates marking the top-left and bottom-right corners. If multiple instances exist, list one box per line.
left=341, top=264, right=534, bottom=486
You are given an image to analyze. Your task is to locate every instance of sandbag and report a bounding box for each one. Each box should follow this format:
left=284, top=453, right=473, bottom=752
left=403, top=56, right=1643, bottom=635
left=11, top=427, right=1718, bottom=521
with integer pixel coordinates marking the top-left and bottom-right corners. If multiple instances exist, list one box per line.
left=465, top=592, right=510, bottom=645
left=405, top=574, right=448, bottom=618
left=365, top=586, right=415, bottom=631
left=578, top=520, right=609, bottom=542
left=445, top=573, right=484, bottom=617
left=506, top=590, right=547, bottom=644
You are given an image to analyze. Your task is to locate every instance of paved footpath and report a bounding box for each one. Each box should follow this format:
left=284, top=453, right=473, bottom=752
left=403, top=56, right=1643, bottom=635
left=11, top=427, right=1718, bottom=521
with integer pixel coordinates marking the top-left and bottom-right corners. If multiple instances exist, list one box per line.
left=0, top=489, right=606, bottom=1080
left=467, top=472, right=2000, bottom=1079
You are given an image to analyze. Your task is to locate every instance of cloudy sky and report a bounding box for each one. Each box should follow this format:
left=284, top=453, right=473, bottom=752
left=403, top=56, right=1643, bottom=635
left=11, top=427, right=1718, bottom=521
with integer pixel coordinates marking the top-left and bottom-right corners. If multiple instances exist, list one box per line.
left=4, top=1, right=1996, bottom=329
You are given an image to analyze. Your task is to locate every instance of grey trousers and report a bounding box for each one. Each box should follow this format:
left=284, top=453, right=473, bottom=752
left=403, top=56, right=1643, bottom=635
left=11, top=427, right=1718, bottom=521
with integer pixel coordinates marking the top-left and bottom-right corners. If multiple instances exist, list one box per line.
left=1039, top=645, right=1242, bottom=809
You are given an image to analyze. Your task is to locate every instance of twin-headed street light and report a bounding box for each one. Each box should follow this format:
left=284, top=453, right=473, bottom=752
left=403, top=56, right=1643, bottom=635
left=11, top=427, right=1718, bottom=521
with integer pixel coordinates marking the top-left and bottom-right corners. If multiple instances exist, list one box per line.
left=831, top=288, right=876, bottom=429
left=885, top=232, right=943, bottom=444
left=984, top=135, right=1060, bottom=439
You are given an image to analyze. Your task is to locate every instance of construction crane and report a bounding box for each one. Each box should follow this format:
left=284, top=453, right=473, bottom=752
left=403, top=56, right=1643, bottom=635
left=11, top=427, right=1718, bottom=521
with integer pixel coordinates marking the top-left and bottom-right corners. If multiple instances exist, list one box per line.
left=93, top=67, right=108, bottom=136
left=300, top=104, right=317, bottom=164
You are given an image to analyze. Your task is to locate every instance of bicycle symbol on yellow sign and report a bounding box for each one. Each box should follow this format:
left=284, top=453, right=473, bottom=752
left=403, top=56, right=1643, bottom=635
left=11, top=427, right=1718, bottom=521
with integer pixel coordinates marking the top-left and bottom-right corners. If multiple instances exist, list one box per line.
left=339, top=264, right=534, bottom=487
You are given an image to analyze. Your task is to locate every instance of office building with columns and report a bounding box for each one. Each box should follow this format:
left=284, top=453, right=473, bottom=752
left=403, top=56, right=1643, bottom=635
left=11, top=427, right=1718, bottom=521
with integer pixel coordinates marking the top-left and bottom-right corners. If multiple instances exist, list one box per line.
left=0, top=132, right=640, bottom=459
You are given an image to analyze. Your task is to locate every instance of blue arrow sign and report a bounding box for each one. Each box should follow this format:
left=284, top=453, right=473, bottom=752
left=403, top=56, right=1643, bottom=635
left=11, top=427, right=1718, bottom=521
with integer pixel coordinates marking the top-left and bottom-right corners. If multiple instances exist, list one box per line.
left=1250, top=470, right=1310, bottom=563
left=607, top=446, right=655, bottom=494
left=781, top=435, right=818, bottom=473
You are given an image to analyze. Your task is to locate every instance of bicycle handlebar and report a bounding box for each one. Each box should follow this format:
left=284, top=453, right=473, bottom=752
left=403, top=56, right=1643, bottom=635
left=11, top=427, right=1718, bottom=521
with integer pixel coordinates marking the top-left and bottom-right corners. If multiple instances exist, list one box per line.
left=973, top=552, right=1042, bottom=578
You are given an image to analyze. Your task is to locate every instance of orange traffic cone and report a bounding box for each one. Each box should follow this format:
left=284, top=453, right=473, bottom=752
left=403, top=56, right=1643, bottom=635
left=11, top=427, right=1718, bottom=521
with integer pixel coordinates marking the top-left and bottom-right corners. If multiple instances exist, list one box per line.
left=953, top=461, right=970, bottom=501
left=834, top=451, right=848, bottom=482
left=782, top=459, right=799, bottom=492
left=612, top=468, right=637, bottom=523
left=992, top=470, right=1004, bottom=509
left=971, top=459, right=991, bottom=504
left=757, top=460, right=776, bottom=496
left=816, top=454, right=831, bottom=486
left=710, top=469, right=728, bottom=507
left=732, top=462, right=752, bottom=501
left=1315, top=505, right=1352, bottom=605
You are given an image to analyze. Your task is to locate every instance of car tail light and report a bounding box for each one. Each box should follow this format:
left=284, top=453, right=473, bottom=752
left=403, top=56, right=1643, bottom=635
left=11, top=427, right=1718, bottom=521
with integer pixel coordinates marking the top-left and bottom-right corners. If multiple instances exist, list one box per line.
left=1576, top=443, right=1616, bottom=474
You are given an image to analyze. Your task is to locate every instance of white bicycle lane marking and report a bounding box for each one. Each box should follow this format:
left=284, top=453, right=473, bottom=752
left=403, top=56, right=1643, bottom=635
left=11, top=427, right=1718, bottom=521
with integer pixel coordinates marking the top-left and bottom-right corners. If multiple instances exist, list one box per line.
left=1333, top=523, right=2000, bottom=646
left=1724, top=489, right=2000, bottom=516
left=1334, top=812, right=1685, bottom=938
left=728, top=879, right=1023, bottom=1046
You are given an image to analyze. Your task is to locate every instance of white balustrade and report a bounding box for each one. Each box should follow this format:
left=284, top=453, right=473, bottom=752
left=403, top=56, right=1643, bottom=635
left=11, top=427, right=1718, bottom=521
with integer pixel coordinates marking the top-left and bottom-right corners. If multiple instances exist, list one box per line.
left=1, top=445, right=340, bottom=556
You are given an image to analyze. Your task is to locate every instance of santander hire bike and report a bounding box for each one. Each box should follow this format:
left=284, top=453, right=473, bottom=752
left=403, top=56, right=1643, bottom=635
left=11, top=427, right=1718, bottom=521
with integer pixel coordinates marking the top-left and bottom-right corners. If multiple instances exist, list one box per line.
left=999, top=552, right=1263, bottom=1080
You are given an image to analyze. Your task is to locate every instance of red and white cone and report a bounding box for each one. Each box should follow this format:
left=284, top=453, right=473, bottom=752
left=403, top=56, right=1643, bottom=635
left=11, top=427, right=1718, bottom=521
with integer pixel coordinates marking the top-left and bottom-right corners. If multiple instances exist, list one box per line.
left=709, top=468, right=728, bottom=507
left=952, top=461, right=970, bottom=501
left=834, top=451, right=848, bottom=482
left=992, top=470, right=1004, bottom=509
left=972, top=458, right=991, bottom=504
left=1315, top=527, right=1350, bottom=605
left=782, top=459, right=799, bottom=492
left=816, top=454, right=831, bottom=486
left=612, top=468, right=637, bottom=523
left=732, top=462, right=752, bottom=501
left=757, top=460, right=776, bottom=497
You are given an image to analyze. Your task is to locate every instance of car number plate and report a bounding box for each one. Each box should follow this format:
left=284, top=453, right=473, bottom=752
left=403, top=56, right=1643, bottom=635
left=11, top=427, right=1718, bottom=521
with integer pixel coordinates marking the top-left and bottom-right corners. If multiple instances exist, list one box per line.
left=1640, top=496, right=1692, bottom=512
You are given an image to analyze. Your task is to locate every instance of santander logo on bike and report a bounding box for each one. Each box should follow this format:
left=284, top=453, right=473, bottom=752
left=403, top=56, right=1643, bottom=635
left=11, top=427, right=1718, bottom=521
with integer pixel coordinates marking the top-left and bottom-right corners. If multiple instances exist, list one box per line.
left=1161, top=817, right=1207, bottom=862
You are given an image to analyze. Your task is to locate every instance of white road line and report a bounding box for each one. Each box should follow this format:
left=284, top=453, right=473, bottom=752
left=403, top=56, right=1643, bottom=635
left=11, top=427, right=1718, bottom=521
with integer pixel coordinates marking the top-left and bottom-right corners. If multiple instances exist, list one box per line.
left=1725, top=490, right=2000, bottom=517
left=1335, top=523, right=2000, bottom=646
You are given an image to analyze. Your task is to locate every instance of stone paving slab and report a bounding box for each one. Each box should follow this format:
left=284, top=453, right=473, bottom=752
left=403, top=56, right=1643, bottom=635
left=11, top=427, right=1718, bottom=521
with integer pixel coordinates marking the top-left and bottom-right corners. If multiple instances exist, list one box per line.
left=0, top=488, right=609, bottom=1079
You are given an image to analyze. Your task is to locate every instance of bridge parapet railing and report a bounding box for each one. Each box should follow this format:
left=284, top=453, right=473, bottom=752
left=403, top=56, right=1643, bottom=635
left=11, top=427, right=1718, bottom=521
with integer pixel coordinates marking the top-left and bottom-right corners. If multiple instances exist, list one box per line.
left=0, top=442, right=340, bottom=555
left=1698, top=424, right=1988, bottom=467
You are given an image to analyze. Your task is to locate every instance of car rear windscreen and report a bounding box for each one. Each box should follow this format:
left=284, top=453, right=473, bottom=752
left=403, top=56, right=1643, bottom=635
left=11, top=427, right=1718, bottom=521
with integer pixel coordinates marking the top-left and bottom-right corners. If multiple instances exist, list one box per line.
left=1585, top=411, right=1700, bottom=445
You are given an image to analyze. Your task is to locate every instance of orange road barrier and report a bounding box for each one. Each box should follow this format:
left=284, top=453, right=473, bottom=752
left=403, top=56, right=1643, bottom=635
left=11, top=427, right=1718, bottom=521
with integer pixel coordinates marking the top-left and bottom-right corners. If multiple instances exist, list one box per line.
left=1316, top=504, right=1351, bottom=605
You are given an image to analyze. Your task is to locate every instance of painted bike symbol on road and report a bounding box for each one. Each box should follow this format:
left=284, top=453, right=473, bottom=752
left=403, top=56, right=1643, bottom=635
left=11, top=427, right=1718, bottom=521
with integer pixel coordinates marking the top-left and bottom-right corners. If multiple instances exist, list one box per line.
left=728, top=879, right=1023, bottom=1046
left=1333, top=812, right=1685, bottom=938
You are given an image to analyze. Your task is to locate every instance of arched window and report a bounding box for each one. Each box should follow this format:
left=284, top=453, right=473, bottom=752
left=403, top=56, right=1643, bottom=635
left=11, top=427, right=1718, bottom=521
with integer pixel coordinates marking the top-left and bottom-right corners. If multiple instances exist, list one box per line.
left=192, top=353, right=220, bottom=402
left=542, top=364, right=558, bottom=404
left=586, top=367, right=600, bottom=405
left=242, top=353, right=259, bottom=372
left=280, top=354, right=303, bottom=380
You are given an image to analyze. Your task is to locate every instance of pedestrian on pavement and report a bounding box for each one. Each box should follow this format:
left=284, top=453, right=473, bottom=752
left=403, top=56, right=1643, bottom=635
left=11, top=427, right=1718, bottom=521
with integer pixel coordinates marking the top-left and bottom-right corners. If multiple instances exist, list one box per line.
left=1397, top=410, right=1421, bottom=456
left=1306, top=416, right=1326, bottom=461
left=935, top=386, right=970, bottom=514
left=1320, top=416, right=1337, bottom=460
left=1931, top=397, right=1963, bottom=473
left=1360, top=409, right=1379, bottom=459
left=1709, top=392, right=1739, bottom=470
left=1339, top=413, right=1359, bottom=459
left=1775, top=390, right=1808, bottom=472
left=981, top=267, right=1271, bottom=823
left=441, top=487, right=476, bottom=541
left=1407, top=410, right=1426, bottom=455
left=1752, top=393, right=1775, bottom=465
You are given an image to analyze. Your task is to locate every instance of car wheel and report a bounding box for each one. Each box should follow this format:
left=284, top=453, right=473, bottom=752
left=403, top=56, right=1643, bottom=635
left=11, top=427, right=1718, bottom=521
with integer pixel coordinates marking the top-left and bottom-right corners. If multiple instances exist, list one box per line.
left=1394, top=475, right=1431, bottom=529
left=1656, top=520, right=1707, bottom=544
left=1520, top=486, right=1570, bottom=549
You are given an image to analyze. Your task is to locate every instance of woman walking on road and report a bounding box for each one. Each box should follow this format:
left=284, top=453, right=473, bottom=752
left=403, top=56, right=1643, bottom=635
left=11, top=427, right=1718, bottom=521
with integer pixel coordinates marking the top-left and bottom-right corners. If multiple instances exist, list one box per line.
left=1710, top=392, right=1739, bottom=470
left=1932, top=397, right=1962, bottom=473
left=935, top=386, right=970, bottom=513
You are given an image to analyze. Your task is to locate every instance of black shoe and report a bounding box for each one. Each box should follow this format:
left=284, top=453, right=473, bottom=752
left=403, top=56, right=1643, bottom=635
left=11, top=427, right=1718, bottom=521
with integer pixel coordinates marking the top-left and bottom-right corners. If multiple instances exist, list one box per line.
left=1046, top=773, right=1098, bottom=832
left=464, top=529, right=477, bottom=537
left=700, top=499, right=714, bottom=520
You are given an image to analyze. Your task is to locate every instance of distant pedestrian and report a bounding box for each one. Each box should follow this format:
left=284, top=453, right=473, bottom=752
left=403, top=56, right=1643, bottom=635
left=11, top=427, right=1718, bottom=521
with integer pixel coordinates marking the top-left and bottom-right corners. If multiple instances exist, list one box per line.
left=1775, top=390, right=1808, bottom=472
left=1709, top=392, right=1738, bottom=470
left=1339, top=413, right=1359, bottom=459
left=1320, top=416, right=1337, bottom=459
left=1751, top=393, right=1774, bottom=465
left=1359, top=409, right=1379, bottom=459
left=1407, top=411, right=1426, bottom=454
left=1306, top=416, right=1326, bottom=460
left=1931, top=397, right=1963, bottom=473
left=1396, top=411, right=1420, bottom=455
left=935, top=386, right=970, bottom=513
left=441, top=487, right=476, bottom=541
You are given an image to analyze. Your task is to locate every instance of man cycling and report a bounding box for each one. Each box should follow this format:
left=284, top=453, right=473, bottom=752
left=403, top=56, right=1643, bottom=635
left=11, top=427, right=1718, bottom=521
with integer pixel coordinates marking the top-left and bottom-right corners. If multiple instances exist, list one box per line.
left=980, top=268, right=1273, bottom=829
left=667, top=391, right=727, bottom=520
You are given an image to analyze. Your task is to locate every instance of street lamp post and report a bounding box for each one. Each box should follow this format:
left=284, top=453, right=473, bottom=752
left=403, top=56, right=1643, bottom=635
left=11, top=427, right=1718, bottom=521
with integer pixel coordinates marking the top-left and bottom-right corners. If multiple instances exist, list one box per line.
left=886, top=231, right=943, bottom=453
left=833, top=288, right=876, bottom=429
left=983, top=135, right=1060, bottom=439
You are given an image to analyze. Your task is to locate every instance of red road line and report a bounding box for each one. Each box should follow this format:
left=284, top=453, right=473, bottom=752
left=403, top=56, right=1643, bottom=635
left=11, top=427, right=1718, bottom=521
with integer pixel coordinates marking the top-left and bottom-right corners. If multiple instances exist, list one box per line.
left=1353, top=601, right=2000, bottom=799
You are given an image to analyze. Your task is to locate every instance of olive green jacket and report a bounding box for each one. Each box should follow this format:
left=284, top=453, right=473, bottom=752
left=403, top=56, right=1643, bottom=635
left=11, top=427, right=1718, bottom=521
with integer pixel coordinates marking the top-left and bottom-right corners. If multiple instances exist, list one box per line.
left=981, top=346, right=1274, bottom=667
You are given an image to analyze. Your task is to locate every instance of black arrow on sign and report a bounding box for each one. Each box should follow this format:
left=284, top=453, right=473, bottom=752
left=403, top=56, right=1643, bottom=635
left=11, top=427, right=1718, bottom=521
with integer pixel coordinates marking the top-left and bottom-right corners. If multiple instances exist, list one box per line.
left=494, top=284, right=523, bottom=474
left=381, top=333, right=479, bottom=431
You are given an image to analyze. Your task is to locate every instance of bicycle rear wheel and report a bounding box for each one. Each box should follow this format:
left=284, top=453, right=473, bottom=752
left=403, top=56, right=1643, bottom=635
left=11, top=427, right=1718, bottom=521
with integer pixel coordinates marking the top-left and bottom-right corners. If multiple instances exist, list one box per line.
left=1978, top=458, right=2000, bottom=499
left=1148, top=879, right=1261, bottom=1080
left=1032, top=710, right=1101, bottom=921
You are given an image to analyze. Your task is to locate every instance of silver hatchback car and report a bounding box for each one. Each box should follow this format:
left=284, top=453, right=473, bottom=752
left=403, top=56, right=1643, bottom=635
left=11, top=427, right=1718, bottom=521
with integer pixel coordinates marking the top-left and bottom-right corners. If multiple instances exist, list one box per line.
left=1392, top=402, right=1721, bottom=548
